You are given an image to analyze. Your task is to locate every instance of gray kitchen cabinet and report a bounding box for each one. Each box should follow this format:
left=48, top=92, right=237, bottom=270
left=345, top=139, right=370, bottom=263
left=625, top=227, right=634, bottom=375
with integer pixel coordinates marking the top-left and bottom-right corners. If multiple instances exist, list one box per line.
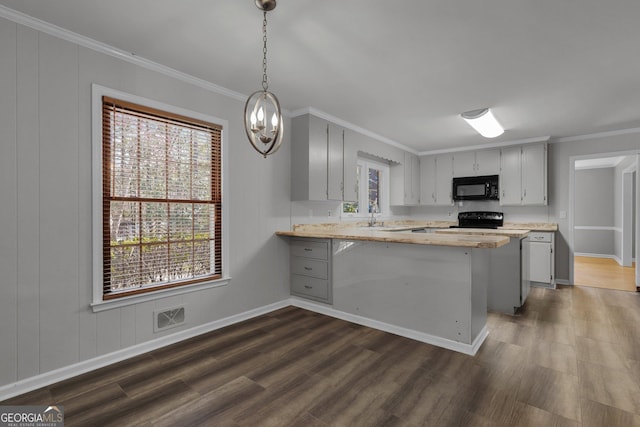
left=500, top=146, right=522, bottom=205
left=327, top=122, right=344, bottom=201
left=500, top=142, right=547, bottom=206
left=527, top=232, right=555, bottom=288
left=453, top=149, right=501, bottom=177
left=453, top=151, right=476, bottom=177
left=411, top=153, right=421, bottom=204
left=290, top=238, right=332, bottom=304
left=435, top=154, right=454, bottom=206
left=420, top=155, right=437, bottom=205
left=391, top=151, right=421, bottom=205
left=522, top=143, right=547, bottom=205
left=342, top=129, right=358, bottom=202
left=475, top=149, right=501, bottom=176
left=291, top=114, right=354, bottom=202
left=419, top=154, right=453, bottom=206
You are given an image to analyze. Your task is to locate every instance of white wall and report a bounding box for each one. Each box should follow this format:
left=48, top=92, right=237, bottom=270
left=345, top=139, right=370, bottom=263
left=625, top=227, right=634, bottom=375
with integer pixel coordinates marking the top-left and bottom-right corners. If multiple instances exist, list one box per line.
left=0, top=18, right=291, bottom=390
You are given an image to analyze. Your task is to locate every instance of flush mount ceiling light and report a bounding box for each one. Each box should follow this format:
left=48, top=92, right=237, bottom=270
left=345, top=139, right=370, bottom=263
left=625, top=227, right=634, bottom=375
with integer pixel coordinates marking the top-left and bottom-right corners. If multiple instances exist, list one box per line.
left=460, top=108, right=504, bottom=138
left=243, top=0, right=283, bottom=158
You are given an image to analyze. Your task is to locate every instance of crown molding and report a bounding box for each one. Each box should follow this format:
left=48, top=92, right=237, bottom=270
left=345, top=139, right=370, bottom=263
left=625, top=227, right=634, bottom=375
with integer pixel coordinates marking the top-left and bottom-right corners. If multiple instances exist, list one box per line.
left=0, top=5, right=248, bottom=103
left=418, top=136, right=550, bottom=156
left=290, top=107, right=418, bottom=155
left=553, top=126, right=640, bottom=143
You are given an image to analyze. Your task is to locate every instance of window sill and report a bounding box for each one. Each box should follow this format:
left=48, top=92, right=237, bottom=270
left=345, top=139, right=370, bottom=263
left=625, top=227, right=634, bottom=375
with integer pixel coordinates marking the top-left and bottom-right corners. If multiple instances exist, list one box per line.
left=91, top=276, right=231, bottom=313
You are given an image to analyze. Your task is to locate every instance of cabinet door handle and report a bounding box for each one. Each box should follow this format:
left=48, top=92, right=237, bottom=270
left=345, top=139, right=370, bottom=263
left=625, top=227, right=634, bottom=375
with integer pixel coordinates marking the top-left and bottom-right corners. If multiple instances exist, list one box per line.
left=304, top=285, right=313, bottom=289
left=304, top=248, right=312, bottom=252
left=304, top=267, right=313, bottom=271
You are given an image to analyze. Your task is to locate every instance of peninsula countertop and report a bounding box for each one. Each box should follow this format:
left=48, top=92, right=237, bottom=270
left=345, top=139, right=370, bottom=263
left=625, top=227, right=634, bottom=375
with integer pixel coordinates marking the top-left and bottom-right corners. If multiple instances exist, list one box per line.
left=276, top=227, right=510, bottom=248
left=434, top=228, right=530, bottom=239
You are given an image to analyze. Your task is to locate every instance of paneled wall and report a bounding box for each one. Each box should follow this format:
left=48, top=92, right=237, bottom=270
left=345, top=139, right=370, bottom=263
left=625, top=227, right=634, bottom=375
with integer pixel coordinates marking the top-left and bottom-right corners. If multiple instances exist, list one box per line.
left=0, top=18, right=291, bottom=390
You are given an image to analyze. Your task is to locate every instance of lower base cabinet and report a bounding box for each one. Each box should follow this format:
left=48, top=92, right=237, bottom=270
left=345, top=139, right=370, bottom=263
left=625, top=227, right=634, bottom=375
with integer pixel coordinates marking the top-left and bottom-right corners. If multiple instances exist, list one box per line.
left=527, top=232, right=555, bottom=288
left=290, top=238, right=332, bottom=304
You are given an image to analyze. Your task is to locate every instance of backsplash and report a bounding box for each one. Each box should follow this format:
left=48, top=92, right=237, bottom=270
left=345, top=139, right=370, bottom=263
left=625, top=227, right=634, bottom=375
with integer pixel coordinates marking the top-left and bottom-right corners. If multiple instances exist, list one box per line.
left=289, top=200, right=411, bottom=229
left=409, top=200, right=551, bottom=223
left=290, top=200, right=551, bottom=230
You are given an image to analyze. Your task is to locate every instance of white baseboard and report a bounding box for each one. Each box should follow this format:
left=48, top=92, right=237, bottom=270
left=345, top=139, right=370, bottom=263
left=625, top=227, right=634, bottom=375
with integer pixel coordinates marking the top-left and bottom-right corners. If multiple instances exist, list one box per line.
left=290, top=297, right=487, bottom=356
left=1, top=294, right=494, bottom=400
left=0, top=300, right=290, bottom=401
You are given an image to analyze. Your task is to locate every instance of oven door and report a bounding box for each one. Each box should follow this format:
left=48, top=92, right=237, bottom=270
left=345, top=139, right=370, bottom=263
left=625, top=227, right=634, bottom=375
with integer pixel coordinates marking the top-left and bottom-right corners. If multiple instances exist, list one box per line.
left=453, top=181, right=489, bottom=200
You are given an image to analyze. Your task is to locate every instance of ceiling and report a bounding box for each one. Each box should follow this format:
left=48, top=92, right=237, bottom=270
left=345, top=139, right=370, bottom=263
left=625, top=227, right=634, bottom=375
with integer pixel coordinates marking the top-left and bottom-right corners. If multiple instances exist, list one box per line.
left=2, top=0, right=640, bottom=153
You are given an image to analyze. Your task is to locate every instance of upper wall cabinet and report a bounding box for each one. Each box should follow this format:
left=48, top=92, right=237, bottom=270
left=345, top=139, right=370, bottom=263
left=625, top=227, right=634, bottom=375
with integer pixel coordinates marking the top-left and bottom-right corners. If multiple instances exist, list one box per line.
left=420, top=154, right=454, bottom=206
left=499, top=142, right=548, bottom=206
left=327, top=122, right=344, bottom=201
left=391, top=151, right=420, bottom=205
left=475, top=149, right=501, bottom=176
left=453, top=149, right=501, bottom=177
left=521, top=143, right=547, bottom=205
left=292, top=114, right=356, bottom=202
left=342, top=129, right=358, bottom=203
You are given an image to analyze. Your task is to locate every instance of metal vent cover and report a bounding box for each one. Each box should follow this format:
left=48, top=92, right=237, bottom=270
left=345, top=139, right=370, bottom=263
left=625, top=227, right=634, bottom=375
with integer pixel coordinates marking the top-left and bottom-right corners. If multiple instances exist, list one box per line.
left=154, top=306, right=186, bottom=332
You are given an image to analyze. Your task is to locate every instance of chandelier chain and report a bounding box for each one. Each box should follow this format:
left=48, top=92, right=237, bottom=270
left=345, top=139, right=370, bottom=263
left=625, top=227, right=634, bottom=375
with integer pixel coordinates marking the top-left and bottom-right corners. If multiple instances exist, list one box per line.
left=262, top=11, right=269, bottom=91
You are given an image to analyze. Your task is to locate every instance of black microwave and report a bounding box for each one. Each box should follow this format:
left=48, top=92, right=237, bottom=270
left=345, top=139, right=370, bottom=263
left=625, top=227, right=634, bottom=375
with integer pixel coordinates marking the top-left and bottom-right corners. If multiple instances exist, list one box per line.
left=452, top=175, right=499, bottom=201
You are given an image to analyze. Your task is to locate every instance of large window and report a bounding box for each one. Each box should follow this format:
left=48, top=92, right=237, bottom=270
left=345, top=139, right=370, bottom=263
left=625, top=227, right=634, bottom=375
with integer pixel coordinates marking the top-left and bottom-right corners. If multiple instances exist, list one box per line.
left=99, top=95, right=223, bottom=301
left=343, top=158, right=389, bottom=217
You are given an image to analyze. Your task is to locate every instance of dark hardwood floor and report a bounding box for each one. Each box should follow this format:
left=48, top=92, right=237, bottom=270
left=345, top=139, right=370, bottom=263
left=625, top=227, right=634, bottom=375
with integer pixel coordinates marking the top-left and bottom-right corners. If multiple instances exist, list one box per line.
left=3, top=285, right=640, bottom=426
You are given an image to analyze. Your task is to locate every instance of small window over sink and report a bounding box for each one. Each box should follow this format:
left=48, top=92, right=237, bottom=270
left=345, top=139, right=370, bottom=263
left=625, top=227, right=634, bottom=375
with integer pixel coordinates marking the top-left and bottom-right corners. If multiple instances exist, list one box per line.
left=342, top=158, right=389, bottom=217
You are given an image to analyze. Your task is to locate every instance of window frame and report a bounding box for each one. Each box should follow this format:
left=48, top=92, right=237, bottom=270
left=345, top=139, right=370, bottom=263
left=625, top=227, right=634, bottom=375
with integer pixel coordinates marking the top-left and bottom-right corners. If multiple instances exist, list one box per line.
left=91, top=84, right=229, bottom=312
left=342, top=158, right=390, bottom=218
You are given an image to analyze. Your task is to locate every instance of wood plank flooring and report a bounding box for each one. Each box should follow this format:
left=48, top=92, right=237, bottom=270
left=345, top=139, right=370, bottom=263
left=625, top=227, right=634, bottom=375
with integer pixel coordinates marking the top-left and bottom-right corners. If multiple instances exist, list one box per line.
left=3, top=285, right=640, bottom=426
left=575, top=256, right=637, bottom=292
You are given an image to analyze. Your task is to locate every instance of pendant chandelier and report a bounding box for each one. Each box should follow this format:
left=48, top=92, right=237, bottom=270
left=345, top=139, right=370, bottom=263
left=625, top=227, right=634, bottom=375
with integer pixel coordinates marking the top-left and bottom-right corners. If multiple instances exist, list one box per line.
left=244, top=0, right=283, bottom=158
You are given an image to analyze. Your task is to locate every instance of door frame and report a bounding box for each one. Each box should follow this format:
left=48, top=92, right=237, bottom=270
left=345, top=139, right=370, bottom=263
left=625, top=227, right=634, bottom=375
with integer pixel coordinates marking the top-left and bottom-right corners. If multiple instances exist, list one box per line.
left=621, top=161, right=636, bottom=267
left=568, top=150, right=640, bottom=286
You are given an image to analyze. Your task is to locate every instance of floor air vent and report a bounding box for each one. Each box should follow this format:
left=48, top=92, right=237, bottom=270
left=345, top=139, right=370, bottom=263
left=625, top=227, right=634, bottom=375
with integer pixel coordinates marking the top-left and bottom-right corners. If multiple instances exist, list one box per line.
left=154, top=306, right=186, bottom=332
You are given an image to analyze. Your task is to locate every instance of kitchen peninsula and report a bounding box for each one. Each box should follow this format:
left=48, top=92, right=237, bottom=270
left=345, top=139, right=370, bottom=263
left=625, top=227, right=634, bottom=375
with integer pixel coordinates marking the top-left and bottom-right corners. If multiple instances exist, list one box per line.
left=276, top=224, right=511, bottom=355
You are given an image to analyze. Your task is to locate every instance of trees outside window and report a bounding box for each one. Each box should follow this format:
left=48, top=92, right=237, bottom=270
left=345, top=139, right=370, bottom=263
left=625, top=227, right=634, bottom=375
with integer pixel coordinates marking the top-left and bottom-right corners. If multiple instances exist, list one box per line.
left=342, top=159, right=389, bottom=217
left=101, top=96, right=223, bottom=300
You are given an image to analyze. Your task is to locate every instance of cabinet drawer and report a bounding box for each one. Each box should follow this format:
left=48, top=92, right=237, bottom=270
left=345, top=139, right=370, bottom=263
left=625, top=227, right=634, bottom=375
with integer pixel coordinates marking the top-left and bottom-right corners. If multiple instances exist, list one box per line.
left=291, top=274, right=329, bottom=301
left=291, top=257, right=328, bottom=279
left=529, top=232, right=552, bottom=242
left=291, top=239, right=328, bottom=260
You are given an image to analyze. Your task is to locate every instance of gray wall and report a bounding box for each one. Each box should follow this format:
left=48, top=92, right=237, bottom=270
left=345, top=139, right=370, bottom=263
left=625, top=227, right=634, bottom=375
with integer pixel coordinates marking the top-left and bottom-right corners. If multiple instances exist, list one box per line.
left=0, top=18, right=291, bottom=389
left=574, top=168, right=614, bottom=227
left=573, top=168, right=615, bottom=255
left=548, top=135, right=640, bottom=282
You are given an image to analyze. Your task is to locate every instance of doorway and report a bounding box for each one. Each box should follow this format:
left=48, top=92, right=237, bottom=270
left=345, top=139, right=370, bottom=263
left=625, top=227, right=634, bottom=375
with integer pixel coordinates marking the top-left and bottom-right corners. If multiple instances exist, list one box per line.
left=569, top=152, right=639, bottom=291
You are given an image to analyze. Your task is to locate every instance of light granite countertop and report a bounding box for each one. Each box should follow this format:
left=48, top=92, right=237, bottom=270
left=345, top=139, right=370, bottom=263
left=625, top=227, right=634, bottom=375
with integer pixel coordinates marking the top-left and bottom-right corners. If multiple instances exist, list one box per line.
left=278, top=219, right=559, bottom=247
left=501, top=222, right=558, bottom=232
left=290, top=220, right=558, bottom=233
left=291, top=220, right=457, bottom=233
left=276, top=227, right=510, bottom=248
left=435, top=228, right=530, bottom=238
